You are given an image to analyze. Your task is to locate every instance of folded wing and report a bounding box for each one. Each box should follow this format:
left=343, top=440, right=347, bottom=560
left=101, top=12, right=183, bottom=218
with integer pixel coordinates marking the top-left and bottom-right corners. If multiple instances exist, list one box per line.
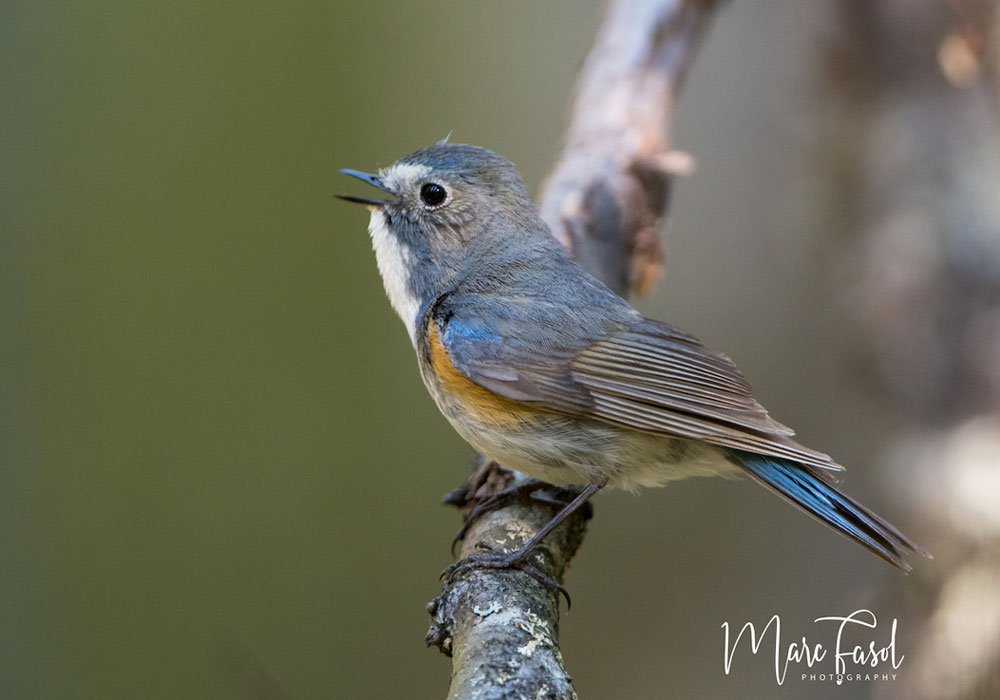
left=433, top=295, right=842, bottom=476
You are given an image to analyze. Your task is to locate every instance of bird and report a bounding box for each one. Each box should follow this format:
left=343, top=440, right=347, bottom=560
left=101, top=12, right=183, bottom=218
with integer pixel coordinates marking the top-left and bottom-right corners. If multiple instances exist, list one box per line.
left=337, top=142, right=927, bottom=590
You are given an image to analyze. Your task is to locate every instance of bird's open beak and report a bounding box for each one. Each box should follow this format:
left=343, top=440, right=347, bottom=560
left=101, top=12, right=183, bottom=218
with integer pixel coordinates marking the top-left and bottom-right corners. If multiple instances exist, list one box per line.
left=336, top=169, right=396, bottom=206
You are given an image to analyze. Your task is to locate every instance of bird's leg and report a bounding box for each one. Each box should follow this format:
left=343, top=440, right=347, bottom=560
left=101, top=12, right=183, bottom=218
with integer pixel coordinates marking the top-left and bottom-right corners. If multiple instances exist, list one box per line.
left=444, top=476, right=608, bottom=607
left=444, top=459, right=591, bottom=554
left=450, top=480, right=590, bottom=555
left=448, top=480, right=547, bottom=555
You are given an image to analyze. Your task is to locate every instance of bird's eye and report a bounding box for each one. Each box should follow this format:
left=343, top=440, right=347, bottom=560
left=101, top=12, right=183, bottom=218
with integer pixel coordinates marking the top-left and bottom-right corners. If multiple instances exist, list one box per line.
left=419, top=182, right=447, bottom=207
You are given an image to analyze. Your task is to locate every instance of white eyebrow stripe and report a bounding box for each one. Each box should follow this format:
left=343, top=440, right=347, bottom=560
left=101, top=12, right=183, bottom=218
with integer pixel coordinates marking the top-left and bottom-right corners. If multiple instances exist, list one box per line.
left=380, top=162, right=432, bottom=192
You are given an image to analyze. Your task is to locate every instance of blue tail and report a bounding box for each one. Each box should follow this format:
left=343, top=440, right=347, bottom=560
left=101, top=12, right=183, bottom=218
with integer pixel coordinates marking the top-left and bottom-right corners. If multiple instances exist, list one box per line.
left=729, top=450, right=928, bottom=571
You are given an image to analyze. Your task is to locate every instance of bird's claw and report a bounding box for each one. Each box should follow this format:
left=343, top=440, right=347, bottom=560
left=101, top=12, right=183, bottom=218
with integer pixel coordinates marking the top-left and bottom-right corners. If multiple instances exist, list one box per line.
left=442, top=542, right=572, bottom=608
left=449, top=482, right=578, bottom=556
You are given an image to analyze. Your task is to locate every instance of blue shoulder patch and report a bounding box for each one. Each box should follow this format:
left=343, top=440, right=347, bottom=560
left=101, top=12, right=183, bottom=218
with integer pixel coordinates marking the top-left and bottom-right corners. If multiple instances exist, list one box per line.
left=441, top=315, right=502, bottom=352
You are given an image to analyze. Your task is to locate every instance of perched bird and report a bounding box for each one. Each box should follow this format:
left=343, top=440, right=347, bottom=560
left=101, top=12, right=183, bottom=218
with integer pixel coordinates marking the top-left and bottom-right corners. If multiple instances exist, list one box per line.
left=338, top=143, right=927, bottom=586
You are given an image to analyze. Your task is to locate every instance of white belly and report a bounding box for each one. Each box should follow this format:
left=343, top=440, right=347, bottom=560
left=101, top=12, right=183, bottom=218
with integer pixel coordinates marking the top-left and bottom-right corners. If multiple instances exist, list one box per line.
left=444, top=404, right=739, bottom=492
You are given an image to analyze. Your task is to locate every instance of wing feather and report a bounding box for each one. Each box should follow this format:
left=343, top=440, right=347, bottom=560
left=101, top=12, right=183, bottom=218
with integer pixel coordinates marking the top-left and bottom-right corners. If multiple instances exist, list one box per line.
left=433, top=297, right=842, bottom=474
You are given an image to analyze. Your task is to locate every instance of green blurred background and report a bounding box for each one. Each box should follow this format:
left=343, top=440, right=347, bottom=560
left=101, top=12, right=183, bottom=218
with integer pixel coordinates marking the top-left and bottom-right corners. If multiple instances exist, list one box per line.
left=2, top=2, right=963, bottom=698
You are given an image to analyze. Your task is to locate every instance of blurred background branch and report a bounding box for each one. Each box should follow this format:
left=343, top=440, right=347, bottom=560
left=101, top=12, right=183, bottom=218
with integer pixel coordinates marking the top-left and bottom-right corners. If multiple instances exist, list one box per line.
left=820, top=2, right=1000, bottom=698
left=426, top=1, right=720, bottom=697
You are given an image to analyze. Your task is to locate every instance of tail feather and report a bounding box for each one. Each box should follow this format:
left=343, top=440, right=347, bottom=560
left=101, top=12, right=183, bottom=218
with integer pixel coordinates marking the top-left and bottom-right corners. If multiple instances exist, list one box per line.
left=729, top=450, right=930, bottom=571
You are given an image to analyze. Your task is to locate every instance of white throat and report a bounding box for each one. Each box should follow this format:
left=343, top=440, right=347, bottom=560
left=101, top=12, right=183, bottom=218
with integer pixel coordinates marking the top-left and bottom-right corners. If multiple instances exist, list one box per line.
left=368, top=208, right=420, bottom=344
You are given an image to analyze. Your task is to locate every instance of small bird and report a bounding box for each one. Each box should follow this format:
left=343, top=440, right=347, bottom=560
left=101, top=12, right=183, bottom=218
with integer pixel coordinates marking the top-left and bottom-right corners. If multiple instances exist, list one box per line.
left=338, top=142, right=927, bottom=586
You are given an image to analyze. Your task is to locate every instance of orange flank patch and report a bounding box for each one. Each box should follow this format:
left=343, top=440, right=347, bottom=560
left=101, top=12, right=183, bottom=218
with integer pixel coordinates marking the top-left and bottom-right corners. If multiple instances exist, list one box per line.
left=427, top=324, right=535, bottom=430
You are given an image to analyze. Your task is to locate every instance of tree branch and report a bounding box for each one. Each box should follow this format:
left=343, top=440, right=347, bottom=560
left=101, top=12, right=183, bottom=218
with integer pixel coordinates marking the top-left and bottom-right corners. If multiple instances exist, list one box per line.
left=426, top=2, right=721, bottom=697
left=540, top=0, right=714, bottom=298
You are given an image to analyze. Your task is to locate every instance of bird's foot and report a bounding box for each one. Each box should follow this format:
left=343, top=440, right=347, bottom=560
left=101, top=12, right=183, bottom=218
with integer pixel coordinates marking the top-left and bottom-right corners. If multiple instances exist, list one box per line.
left=449, top=481, right=543, bottom=552
left=440, top=456, right=502, bottom=509
left=449, top=481, right=587, bottom=555
left=443, top=542, right=571, bottom=608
